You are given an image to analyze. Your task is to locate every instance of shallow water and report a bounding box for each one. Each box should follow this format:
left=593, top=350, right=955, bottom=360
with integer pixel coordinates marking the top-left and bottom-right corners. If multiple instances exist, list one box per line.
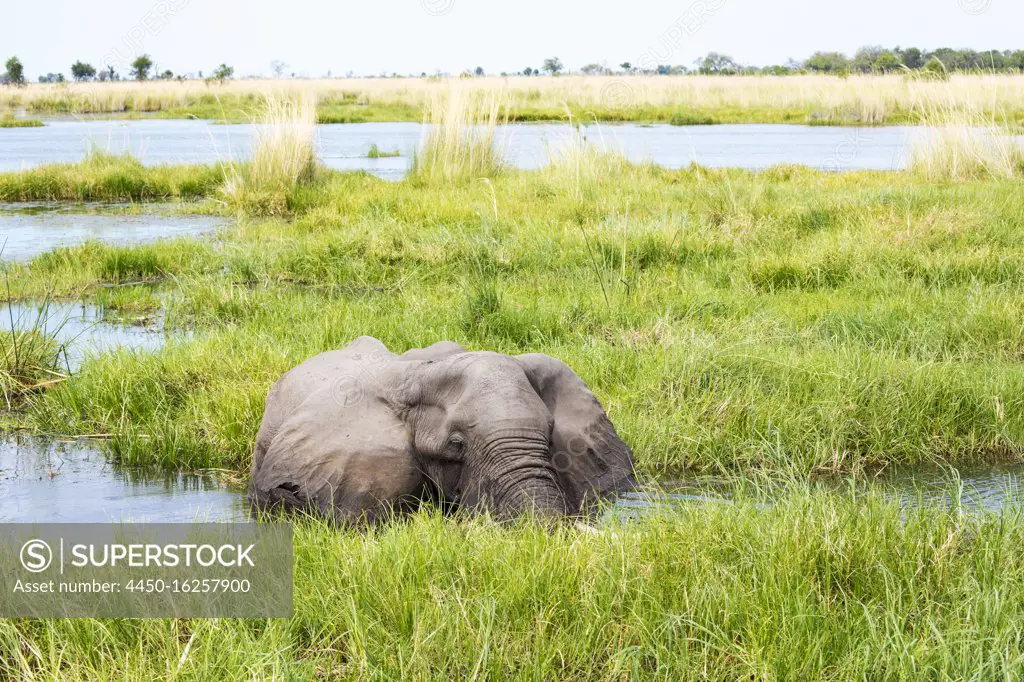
left=0, top=437, right=247, bottom=523
left=1, top=431, right=1020, bottom=523
left=0, top=301, right=170, bottom=372
left=861, top=462, right=1024, bottom=513
left=614, top=462, right=1024, bottom=520
left=0, top=203, right=226, bottom=262
left=0, top=119, right=914, bottom=177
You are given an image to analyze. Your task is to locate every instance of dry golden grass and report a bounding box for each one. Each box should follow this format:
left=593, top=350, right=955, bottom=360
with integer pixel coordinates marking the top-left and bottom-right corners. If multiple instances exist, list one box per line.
left=909, top=94, right=1024, bottom=180
left=5, top=74, right=1024, bottom=125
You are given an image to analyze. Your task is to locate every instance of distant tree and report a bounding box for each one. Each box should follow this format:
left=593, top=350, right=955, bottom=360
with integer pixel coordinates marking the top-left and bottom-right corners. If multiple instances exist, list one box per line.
left=656, top=64, right=672, bottom=75
left=1010, top=50, right=1024, bottom=72
left=620, top=62, right=632, bottom=72
left=804, top=51, right=850, bottom=73
left=958, top=49, right=985, bottom=70
left=763, top=64, right=792, bottom=76
left=4, top=56, right=25, bottom=86
left=474, top=66, right=485, bottom=76
left=523, top=67, right=534, bottom=76
left=159, top=69, right=174, bottom=80
left=900, top=47, right=924, bottom=70
left=874, top=52, right=900, bottom=72
left=581, top=63, right=603, bottom=75
left=853, top=45, right=885, bottom=72
left=695, top=52, right=737, bottom=74
left=929, top=48, right=962, bottom=72
left=979, top=50, right=1006, bottom=70
left=922, top=56, right=950, bottom=80
left=211, top=63, right=234, bottom=82
left=38, top=73, right=65, bottom=83
left=71, top=61, right=97, bottom=82
left=104, top=65, right=118, bottom=81
left=542, top=57, right=563, bottom=76
left=270, top=60, right=288, bottom=78
left=131, top=54, right=154, bottom=81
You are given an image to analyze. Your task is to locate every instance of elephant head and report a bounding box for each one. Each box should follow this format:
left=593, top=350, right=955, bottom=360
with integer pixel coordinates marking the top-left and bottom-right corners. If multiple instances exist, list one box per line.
left=249, top=336, right=635, bottom=524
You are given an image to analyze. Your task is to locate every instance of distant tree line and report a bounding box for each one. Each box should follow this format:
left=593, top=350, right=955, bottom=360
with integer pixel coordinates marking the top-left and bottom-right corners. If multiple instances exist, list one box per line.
left=801, top=46, right=1024, bottom=74
left=556, top=47, right=1024, bottom=77
left=5, top=45, right=1024, bottom=85
left=0, top=54, right=235, bottom=85
left=507, top=47, right=1024, bottom=78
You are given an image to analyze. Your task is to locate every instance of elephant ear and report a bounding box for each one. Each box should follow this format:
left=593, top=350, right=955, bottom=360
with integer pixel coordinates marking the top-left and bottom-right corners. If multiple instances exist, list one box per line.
left=249, top=337, right=425, bottom=524
left=514, top=353, right=636, bottom=512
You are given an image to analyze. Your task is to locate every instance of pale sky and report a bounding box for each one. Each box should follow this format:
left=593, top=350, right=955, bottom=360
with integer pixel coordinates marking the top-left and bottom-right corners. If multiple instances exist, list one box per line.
left=2, top=0, right=1021, bottom=79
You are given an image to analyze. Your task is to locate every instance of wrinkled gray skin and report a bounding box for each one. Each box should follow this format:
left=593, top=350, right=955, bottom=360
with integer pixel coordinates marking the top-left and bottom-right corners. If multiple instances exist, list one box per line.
left=249, top=337, right=636, bottom=524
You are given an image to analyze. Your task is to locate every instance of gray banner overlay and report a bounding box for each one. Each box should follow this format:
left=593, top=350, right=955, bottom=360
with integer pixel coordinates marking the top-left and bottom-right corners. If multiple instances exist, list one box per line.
left=0, top=524, right=292, bottom=618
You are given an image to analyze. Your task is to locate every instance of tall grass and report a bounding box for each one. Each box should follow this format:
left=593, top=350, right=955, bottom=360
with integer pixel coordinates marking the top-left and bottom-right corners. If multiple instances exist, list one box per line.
left=909, top=104, right=1024, bottom=180
left=8, top=74, right=1024, bottom=125
left=541, top=119, right=636, bottom=201
left=0, top=306, right=65, bottom=407
left=222, top=96, right=319, bottom=215
left=409, top=87, right=506, bottom=183
left=3, top=492, right=1024, bottom=679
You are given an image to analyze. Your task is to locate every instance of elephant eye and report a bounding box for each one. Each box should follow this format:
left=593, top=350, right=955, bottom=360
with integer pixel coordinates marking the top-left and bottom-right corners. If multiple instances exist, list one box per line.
left=443, top=435, right=467, bottom=461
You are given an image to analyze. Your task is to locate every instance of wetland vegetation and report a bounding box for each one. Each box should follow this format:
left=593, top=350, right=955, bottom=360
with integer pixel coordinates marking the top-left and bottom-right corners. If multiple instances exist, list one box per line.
left=2, top=90, right=1024, bottom=678
left=4, top=74, right=1024, bottom=127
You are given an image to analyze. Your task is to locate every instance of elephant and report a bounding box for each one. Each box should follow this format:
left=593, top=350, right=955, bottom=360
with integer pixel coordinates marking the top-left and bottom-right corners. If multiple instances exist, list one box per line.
left=248, top=336, right=636, bottom=524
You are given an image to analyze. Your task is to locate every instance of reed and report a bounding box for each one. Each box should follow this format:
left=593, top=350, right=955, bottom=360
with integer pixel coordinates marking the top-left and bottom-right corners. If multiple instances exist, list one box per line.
left=221, top=95, right=319, bottom=215
left=908, top=103, right=1024, bottom=180
left=7, top=74, right=1024, bottom=125
left=0, top=303, right=65, bottom=406
left=409, top=87, right=506, bottom=183
left=541, top=118, right=637, bottom=201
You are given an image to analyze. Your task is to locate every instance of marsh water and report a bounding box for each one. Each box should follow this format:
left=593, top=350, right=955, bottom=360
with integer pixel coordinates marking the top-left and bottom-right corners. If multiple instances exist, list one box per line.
left=1, top=301, right=170, bottom=372
left=0, top=433, right=1020, bottom=523
left=0, top=119, right=911, bottom=177
left=0, top=202, right=226, bottom=262
left=0, top=437, right=247, bottom=522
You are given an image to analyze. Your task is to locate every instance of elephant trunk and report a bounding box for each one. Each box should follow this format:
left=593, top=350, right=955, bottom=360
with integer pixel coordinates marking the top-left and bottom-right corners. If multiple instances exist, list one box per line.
left=481, top=434, right=567, bottom=520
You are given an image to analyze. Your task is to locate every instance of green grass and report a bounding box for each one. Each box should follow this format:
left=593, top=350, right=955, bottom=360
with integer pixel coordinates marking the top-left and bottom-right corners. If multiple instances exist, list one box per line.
left=0, top=327, right=63, bottom=407
left=0, top=150, right=225, bottom=202
left=366, top=143, right=402, bottom=158
left=3, top=492, right=1024, bottom=679
left=0, top=117, right=44, bottom=128
left=4, top=161, right=1022, bottom=476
